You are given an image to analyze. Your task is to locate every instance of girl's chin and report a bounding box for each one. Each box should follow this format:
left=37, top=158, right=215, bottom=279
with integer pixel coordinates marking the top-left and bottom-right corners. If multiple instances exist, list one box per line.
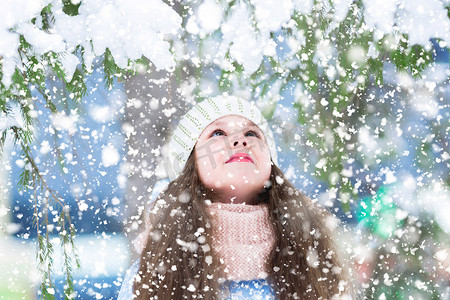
left=208, top=180, right=265, bottom=193
left=222, top=168, right=262, bottom=178
left=205, top=181, right=267, bottom=204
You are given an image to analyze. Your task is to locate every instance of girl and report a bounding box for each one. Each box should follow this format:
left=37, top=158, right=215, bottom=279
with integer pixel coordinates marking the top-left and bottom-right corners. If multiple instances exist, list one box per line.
left=119, top=96, right=355, bottom=299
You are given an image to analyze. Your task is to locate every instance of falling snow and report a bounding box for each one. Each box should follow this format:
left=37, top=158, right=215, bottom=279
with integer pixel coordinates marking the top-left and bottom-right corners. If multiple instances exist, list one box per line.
left=0, top=0, right=449, bottom=299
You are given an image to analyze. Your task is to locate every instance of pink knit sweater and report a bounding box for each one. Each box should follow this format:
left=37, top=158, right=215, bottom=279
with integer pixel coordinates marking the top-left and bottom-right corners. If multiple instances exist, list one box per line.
left=134, top=202, right=276, bottom=281
left=206, top=202, right=276, bottom=281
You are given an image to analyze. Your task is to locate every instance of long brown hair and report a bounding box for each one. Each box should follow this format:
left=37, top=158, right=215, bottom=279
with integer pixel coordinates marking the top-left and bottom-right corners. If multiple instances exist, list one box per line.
left=134, top=152, right=356, bottom=299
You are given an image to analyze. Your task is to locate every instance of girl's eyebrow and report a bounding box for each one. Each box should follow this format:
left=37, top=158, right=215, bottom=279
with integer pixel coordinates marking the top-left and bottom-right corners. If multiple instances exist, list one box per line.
left=211, top=124, right=262, bottom=135
left=208, top=123, right=264, bottom=140
left=213, top=121, right=259, bottom=129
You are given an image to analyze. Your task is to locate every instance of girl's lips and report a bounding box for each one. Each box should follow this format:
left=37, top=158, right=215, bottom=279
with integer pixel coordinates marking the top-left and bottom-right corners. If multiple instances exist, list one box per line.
left=227, top=157, right=253, bottom=163
left=226, top=153, right=254, bottom=164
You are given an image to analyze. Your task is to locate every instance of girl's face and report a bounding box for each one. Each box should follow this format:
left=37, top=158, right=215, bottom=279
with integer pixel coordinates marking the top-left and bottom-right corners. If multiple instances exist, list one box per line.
left=195, top=115, right=272, bottom=204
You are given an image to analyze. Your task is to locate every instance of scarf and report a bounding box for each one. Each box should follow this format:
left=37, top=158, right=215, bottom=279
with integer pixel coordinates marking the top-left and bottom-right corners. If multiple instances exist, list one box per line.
left=206, top=202, right=276, bottom=281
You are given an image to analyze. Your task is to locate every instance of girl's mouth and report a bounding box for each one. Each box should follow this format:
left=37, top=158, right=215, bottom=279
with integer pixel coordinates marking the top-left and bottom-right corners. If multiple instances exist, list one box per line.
left=226, top=153, right=254, bottom=164
left=227, top=157, right=253, bottom=163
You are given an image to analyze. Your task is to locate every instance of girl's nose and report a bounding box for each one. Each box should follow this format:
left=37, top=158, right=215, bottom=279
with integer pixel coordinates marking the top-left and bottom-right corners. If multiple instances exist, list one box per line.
left=233, top=140, right=247, bottom=147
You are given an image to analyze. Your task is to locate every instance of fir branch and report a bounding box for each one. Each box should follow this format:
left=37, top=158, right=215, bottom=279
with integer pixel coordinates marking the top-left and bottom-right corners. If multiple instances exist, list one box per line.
left=15, top=134, right=79, bottom=299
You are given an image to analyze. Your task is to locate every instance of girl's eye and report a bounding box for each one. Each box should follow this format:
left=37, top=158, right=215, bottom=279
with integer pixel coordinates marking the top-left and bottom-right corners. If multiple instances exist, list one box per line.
left=211, top=129, right=225, bottom=137
left=210, top=129, right=260, bottom=138
left=245, top=130, right=260, bottom=138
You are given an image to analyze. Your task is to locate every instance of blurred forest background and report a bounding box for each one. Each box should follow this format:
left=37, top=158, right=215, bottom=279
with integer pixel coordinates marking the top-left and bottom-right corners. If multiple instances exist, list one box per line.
left=0, top=0, right=449, bottom=299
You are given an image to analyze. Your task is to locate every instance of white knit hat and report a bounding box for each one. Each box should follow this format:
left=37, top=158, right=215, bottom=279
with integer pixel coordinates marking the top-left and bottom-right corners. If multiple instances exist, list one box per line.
left=161, top=95, right=278, bottom=181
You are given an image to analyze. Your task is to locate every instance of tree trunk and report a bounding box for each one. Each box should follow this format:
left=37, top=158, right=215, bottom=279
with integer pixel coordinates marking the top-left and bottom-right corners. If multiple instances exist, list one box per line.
left=122, top=66, right=190, bottom=259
